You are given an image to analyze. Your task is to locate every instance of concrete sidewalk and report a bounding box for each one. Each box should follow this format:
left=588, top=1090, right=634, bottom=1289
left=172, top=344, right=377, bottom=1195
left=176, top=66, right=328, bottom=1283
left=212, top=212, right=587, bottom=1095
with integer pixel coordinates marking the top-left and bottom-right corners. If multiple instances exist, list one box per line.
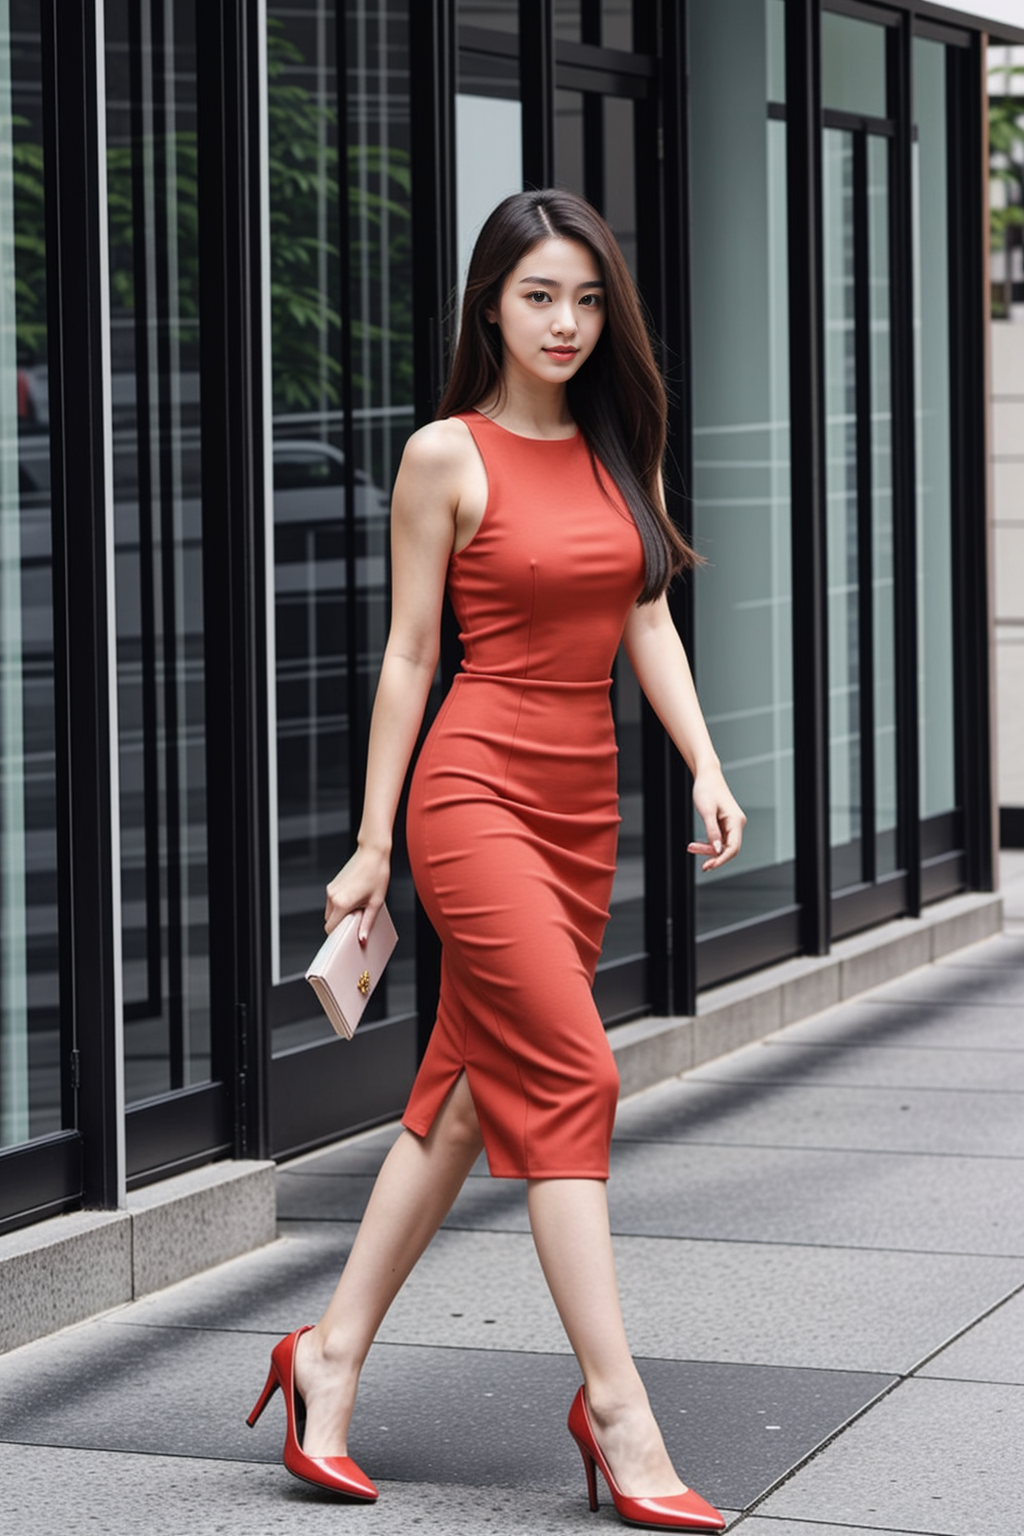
left=1, top=856, right=1022, bottom=1535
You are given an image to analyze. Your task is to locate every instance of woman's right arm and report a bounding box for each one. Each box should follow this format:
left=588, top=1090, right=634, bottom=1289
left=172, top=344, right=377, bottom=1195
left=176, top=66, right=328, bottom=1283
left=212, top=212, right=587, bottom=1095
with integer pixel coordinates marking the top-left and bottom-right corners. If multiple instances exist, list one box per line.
left=324, top=421, right=467, bottom=942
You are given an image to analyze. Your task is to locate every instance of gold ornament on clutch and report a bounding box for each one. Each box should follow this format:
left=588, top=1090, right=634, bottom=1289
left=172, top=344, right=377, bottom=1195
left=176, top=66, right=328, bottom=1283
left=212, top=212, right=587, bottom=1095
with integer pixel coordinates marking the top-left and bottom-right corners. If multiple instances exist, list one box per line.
left=357, top=969, right=371, bottom=997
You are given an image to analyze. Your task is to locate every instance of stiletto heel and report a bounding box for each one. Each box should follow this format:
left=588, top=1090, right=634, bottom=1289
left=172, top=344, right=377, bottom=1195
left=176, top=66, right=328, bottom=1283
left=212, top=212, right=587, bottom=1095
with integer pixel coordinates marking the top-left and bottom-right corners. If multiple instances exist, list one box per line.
left=574, top=1435, right=600, bottom=1512
left=246, top=1364, right=279, bottom=1427
left=246, top=1326, right=378, bottom=1501
left=567, top=1387, right=725, bottom=1531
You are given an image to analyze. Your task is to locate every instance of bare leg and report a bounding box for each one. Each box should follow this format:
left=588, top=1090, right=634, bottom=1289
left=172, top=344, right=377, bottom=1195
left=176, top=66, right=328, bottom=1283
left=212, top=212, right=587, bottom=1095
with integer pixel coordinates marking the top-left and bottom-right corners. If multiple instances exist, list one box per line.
left=526, top=1178, right=688, bottom=1499
left=295, top=1072, right=484, bottom=1456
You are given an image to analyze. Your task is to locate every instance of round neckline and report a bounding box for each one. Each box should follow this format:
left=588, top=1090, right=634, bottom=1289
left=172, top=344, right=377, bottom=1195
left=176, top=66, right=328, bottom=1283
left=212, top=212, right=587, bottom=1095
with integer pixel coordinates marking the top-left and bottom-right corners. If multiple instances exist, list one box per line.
left=470, top=408, right=579, bottom=443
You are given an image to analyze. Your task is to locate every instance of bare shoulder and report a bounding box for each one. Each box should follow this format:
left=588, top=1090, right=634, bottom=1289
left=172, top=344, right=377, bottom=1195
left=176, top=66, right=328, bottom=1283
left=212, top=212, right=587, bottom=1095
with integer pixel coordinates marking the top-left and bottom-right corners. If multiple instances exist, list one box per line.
left=398, top=417, right=477, bottom=483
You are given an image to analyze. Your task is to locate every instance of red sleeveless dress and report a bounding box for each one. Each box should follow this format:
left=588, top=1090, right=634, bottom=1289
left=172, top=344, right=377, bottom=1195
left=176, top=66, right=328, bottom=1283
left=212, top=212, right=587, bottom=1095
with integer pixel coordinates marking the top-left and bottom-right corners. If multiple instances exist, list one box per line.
left=402, top=410, right=645, bottom=1178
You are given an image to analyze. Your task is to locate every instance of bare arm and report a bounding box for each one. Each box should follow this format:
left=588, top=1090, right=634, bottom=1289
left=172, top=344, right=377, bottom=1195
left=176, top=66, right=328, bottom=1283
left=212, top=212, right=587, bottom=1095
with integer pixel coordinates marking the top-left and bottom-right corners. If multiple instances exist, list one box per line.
left=324, top=420, right=469, bottom=940
left=622, top=595, right=746, bottom=871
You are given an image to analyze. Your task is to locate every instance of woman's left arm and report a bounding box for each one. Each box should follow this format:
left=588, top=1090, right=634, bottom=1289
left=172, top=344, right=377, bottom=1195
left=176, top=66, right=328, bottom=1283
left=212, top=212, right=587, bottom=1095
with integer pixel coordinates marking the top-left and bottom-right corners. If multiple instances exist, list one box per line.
left=622, top=595, right=746, bottom=871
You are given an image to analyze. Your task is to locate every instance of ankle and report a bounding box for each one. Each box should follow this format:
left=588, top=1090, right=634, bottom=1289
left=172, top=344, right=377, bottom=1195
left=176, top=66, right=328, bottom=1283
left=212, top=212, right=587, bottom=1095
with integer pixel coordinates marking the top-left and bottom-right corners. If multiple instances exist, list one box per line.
left=584, top=1376, right=651, bottom=1429
left=310, top=1324, right=364, bottom=1380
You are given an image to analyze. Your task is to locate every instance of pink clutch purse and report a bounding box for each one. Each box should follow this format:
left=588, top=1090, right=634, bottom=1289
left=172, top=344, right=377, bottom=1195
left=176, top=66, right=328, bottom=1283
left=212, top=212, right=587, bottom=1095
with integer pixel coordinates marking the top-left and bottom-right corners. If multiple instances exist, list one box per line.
left=305, top=904, right=399, bottom=1040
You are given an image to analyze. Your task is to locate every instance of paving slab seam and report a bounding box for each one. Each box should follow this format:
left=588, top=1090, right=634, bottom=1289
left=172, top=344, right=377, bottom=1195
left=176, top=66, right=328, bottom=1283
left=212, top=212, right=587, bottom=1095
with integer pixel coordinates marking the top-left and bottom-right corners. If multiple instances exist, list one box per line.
left=723, top=1275, right=1024, bottom=1528
left=739, top=1519, right=964, bottom=1535
left=612, top=1135, right=1024, bottom=1162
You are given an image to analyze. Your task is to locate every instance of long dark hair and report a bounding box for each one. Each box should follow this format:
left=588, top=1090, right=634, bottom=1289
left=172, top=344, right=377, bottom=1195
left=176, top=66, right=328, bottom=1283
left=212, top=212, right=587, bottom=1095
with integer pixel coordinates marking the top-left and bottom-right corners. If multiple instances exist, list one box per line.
left=437, top=189, right=696, bottom=602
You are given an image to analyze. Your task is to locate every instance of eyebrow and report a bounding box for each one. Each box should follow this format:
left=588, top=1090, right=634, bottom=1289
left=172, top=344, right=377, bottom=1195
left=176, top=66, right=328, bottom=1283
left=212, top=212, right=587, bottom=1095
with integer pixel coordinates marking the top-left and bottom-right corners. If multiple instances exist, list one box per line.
left=517, top=276, right=605, bottom=290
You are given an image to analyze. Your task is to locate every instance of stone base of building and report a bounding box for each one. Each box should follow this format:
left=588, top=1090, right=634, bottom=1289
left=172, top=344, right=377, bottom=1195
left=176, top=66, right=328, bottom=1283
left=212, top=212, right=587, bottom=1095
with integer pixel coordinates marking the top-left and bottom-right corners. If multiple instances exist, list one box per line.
left=613, top=891, right=1004, bottom=1097
left=0, top=1160, right=276, bottom=1355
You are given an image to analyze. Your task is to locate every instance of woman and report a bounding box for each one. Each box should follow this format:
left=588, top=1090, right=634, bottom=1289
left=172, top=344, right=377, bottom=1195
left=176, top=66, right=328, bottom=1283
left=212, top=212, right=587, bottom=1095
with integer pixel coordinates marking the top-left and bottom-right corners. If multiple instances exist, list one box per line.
left=247, top=190, right=744, bottom=1531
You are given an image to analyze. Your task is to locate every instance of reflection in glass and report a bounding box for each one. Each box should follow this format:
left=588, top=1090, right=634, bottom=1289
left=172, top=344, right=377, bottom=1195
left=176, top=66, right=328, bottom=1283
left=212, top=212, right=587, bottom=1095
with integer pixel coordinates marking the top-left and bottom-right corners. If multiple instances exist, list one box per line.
left=823, top=115, right=899, bottom=893
left=106, top=0, right=210, bottom=1102
left=823, top=129, right=861, bottom=884
left=1, top=4, right=60, bottom=1146
left=767, top=0, right=785, bottom=104
left=268, top=1, right=415, bottom=1049
left=869, top=136, right=898, bottom=875
left=266, top=2, right=345, bottom=988
left=913, top=40, right=957, bottom=821
left=821, top=12, right=888, bottom=120
left=456, top=93, right=522, bottom=288
left=459, top=1, right=518, bottom=34
left=689, top=0, right=795, bottom=937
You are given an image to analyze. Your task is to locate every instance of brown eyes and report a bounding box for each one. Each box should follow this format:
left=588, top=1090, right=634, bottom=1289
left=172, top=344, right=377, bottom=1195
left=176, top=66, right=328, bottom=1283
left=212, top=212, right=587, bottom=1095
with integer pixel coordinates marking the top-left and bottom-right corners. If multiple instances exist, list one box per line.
left=524, top=290, right=602, bottom=307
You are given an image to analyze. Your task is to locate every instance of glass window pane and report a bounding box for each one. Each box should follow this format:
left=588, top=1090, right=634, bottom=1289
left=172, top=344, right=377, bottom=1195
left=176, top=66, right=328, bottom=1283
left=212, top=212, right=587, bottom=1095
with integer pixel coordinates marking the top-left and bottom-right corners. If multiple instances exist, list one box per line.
left=821, top=11, right=888, bottom=120
left=459, top=1, right=518, bottom=34
left=106, top=0, right=209, bottom=1102
left=456, top=93, right=522, bottom=288
left=602, top=2, right=632, bottom=52
left=869, top=135, right=898, bottom=875
left=913, top=39, right=957, bottom=820
left=266, top=0, right=345, bottom=989
left=1, top=3, right=61, bottom=1146
left=553, top=0, right=581, bottom=44
left=269, top=0, right=415, bottom=1050
left=823, top=128, right=862, bottom=888
left=602, top=94, right=636, bottom=277
left=767, top=0, right=785, bottom=104
left=344, top=2, right=415, bottom=1024
left=689, top=0, right=795, bottom=936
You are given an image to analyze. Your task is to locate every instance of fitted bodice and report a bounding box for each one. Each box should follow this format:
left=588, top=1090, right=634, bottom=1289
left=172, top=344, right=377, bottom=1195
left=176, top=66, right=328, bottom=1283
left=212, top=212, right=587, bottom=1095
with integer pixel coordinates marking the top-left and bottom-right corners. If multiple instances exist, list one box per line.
left=448, top=411, right=645, bottom=684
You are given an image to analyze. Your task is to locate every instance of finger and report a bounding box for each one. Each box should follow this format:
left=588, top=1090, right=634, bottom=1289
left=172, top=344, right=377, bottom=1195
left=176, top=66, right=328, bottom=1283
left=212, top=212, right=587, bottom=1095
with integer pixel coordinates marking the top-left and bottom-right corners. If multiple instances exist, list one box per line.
left=702, top=814, right=724, bottom=858
left=357, top=899, right=381, bottom=947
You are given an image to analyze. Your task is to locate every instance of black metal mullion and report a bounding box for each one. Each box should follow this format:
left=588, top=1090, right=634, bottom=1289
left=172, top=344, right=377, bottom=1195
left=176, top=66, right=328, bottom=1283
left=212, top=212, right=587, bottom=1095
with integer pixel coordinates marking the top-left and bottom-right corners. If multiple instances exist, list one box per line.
left=42, top=0, right=122, bottom=1207
left=852, top=132, right=876, bottom=887
left=890, top=12, right=920, bottom=913
left=410, top=0, right=457, bottom=424
left=650, top=0, right=696, bottom=1016
left=787, top=0, right=831, bottom=954
left=519, top=0, right=555, bottom=187
left=409, top=0, right=457, bottom=1056
left=946, top=36, right=993, bottom=890
left=580, top=1, right=603, bottom=209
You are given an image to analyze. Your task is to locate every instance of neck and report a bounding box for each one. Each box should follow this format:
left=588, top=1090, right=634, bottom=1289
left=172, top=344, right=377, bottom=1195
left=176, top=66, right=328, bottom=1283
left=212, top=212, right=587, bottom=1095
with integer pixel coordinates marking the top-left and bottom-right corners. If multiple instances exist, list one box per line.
left=479, top=368, right=575, bottom=439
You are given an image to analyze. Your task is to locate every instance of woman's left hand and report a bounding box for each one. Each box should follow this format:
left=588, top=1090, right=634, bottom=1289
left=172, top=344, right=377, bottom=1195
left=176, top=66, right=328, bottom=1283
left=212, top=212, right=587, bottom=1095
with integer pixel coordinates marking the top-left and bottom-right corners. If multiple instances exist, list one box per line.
left=688, top=766, right=746, bottom=872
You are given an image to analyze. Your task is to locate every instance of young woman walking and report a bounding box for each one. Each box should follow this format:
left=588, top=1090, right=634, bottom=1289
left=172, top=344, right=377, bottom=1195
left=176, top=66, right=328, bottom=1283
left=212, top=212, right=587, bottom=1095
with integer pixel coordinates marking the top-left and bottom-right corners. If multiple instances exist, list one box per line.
left=248, top=189, right=745, bottom=1531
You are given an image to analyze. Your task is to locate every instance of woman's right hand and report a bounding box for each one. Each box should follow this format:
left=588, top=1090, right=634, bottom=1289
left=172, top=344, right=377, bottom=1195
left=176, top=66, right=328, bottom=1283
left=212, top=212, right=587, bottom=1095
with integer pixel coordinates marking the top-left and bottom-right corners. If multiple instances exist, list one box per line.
left=324, top=842, right=391, bottom=945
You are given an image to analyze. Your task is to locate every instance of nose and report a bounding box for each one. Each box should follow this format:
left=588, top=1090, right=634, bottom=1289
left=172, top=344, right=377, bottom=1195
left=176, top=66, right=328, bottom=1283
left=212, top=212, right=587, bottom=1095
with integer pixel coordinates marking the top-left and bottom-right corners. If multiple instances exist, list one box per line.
left=550, top=300, right=577, bottom=337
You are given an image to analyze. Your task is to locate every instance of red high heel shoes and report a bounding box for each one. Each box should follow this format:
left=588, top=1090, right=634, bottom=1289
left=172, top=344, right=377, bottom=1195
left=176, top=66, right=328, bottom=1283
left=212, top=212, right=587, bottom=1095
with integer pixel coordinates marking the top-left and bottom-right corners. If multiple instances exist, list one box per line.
left=246, top=1326, right=378, bottom=1501
left=567, top=1386, right=726, bottom=1531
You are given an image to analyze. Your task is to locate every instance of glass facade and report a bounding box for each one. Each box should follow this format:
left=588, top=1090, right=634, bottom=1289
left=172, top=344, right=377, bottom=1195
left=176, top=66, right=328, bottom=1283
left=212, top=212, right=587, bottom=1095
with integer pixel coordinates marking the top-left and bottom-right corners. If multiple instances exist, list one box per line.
left=0, top=0, right=59, bottom=1148
left=0, top=0, right=999, bottom=1234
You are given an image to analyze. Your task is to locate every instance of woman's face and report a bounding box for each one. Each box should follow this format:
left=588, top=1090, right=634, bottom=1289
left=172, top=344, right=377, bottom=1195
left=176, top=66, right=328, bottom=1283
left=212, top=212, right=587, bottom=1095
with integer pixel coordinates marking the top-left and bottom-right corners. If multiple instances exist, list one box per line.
left=486, top=236, right=606, bottom=387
